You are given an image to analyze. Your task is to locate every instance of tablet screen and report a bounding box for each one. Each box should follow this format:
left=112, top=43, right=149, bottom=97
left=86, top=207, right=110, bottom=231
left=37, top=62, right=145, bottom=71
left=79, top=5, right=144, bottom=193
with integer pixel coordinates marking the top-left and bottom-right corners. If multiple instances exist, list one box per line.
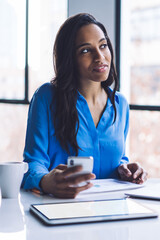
left=31, top=198, right=153, bottom=220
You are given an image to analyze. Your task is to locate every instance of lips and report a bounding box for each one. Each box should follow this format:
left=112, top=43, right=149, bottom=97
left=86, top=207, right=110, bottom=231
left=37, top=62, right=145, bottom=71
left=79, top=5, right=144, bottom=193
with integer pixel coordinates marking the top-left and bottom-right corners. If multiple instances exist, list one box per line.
left=93, top=64, right=108, bottom=73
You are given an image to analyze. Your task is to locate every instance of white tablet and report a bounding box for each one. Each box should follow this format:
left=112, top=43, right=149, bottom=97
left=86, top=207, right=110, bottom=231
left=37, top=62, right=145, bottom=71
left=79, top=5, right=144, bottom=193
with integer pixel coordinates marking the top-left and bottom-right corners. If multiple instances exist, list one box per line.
left=30, top=198, right=158, bottom=225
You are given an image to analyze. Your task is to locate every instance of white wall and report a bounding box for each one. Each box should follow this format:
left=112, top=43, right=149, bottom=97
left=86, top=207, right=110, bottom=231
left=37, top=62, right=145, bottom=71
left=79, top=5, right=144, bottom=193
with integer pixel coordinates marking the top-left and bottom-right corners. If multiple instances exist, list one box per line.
left=68, top=0, right=116, bottom=50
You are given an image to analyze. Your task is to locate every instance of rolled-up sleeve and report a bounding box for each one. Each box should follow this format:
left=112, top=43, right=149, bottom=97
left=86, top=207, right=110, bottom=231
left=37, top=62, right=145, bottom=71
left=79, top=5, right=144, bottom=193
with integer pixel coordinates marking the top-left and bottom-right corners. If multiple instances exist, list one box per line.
left=120, top=99, right=129, bottom=165
left=22, top=89, right=51, bottom=190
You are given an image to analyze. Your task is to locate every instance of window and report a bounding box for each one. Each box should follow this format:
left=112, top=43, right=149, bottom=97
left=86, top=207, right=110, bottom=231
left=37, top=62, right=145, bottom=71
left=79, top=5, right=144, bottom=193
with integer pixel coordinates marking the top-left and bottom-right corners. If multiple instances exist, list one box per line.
left=0, top=0, right=67, bottom=162
left=0, top=0, right=26, bottom=101
left=120, top=0, right=160, bottom=177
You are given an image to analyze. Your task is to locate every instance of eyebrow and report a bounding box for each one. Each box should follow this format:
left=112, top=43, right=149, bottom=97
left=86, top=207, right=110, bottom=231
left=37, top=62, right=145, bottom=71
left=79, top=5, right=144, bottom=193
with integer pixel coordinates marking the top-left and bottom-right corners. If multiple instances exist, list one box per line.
left=76, top=38, right=106, bottom=49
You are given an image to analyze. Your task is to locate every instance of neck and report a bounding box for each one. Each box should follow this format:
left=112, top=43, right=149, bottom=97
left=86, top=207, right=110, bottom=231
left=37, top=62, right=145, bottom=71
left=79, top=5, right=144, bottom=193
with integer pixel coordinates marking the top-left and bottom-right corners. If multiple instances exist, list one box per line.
left=78, top=81, right=106, bottom=105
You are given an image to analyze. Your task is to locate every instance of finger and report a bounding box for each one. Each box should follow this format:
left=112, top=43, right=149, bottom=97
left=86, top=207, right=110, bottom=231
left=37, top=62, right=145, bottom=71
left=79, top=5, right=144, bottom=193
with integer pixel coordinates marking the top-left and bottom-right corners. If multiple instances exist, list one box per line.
left=53, top=165, right=82, bottom=182
left=142, top=171, right=148, bottom=182
left=119, top=164, right=132, bottom=178
left=62, top=165, right=83, bottom=178
left=68, top=182, right=94, bottom=195
left=55, top=164, right=68, bottom=170
left=57, top=173, right=95, bottom=189
left=53, top=182, right=93, bottom=199
left=66, top=173, right=96, bottom=185
left=133, top=167, right=143, bottom=179
left=127, top=162, right=139, bottom=172
left=75, top=181, right=94, bottom=192
left=52, top=189, right=78, bottom=199
left=135, top=171, right=148, bottom=184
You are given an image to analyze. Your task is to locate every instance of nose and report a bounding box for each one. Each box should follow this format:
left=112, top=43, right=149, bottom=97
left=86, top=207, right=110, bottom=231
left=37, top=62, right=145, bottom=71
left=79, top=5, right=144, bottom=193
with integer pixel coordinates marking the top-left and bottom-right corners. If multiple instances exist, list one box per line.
left=93, top=48, right=105, bottom=63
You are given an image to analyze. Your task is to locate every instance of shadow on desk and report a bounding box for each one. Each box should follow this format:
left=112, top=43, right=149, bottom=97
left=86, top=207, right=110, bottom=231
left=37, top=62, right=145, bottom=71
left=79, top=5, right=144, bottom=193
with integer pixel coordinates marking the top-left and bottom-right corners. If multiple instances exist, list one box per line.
left=0, top=197, right=26, bottom=239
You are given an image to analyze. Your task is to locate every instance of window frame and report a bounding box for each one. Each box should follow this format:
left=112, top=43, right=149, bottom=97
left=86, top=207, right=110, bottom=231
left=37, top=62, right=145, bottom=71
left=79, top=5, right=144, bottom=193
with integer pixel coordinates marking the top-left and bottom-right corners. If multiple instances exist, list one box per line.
left=0, top=0, right=29, bottom=105
left=116, top=0, right=160, bottom=112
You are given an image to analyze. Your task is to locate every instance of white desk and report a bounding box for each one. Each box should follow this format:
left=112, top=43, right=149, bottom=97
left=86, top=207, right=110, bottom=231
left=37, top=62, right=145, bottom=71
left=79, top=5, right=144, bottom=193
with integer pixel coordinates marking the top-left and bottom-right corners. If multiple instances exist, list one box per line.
left=0, top=179, right=160, bottom=240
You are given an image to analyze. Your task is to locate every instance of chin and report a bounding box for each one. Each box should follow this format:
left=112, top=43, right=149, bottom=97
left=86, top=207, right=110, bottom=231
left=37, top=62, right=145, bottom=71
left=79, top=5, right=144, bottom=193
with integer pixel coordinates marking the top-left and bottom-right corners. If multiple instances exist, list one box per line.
left=92, top=78, right=108, bottom=83
left=92, top=74, right=109, bottom=83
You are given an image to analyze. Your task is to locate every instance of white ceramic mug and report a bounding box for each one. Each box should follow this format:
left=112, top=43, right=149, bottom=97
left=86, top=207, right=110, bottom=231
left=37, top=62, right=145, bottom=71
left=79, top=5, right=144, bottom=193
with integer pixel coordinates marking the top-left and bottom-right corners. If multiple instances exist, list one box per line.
left=0, top=162, right=28, bottom=198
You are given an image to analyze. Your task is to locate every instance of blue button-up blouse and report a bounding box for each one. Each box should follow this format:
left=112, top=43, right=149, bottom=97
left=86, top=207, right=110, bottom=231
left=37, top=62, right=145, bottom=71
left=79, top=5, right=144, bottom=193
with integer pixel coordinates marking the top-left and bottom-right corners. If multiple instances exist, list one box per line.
left=22, top=83, right=129, bottom=190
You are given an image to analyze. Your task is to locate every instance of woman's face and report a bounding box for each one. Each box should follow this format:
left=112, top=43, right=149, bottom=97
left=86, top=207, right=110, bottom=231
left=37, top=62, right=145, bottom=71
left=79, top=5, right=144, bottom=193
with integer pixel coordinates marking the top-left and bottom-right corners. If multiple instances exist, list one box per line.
left=75, top=24, right=111, bottom=85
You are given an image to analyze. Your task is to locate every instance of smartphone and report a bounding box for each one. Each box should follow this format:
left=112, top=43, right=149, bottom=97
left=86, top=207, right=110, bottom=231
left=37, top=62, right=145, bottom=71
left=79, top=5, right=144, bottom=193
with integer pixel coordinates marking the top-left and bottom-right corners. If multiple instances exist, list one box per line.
left=67, top=156, right=93, bottom=175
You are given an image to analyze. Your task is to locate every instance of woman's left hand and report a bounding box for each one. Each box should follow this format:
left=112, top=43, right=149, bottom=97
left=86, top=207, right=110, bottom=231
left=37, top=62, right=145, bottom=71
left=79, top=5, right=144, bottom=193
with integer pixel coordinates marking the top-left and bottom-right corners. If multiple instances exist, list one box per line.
left=118, top=162, right=148, bottom=184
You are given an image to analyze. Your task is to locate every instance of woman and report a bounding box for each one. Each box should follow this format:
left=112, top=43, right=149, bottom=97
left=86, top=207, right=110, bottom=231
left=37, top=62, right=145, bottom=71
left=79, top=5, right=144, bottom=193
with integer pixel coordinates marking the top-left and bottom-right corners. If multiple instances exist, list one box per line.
left=22, top=13, right=147, bottom=198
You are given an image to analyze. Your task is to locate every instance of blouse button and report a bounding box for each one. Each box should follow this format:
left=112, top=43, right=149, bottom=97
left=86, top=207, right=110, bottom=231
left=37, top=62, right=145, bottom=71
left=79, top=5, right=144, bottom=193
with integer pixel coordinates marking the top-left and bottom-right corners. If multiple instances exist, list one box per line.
left=102, top=117, right=105, bottom=122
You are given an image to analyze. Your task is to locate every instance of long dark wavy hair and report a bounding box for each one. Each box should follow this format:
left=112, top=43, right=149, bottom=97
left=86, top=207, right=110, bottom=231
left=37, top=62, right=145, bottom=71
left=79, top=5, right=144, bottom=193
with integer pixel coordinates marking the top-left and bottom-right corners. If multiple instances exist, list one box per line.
left=51, top=13, right=118, bottom=155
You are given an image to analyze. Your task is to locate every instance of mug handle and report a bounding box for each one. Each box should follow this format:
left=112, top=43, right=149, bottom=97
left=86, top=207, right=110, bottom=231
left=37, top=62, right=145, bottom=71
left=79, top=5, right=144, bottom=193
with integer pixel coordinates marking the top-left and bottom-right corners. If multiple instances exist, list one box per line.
left=24, top=162, right=28, bottom=173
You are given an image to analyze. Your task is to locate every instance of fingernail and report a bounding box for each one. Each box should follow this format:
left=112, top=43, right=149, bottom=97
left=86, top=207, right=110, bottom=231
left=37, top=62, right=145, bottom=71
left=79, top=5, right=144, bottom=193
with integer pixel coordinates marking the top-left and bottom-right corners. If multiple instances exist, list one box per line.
left=134, top=174, right=137, bottom=179
left=127, top=172, right=131, bottom=177
left=91, top=174, right=96, bottom=179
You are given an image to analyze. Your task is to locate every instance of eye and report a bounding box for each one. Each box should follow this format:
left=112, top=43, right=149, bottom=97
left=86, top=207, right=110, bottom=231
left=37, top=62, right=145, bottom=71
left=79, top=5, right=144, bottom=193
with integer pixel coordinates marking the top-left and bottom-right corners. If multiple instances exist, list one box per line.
left=100, top=43, right=107, bottom=49
left=80, top=48, right=91, bottom=54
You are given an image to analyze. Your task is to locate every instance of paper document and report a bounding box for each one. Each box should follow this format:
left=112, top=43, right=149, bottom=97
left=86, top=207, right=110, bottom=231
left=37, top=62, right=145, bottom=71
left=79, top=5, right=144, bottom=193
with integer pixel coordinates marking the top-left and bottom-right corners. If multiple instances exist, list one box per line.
left=125, top=182, right=160, bottom=200
left=81, top=179, right=144, bottom=194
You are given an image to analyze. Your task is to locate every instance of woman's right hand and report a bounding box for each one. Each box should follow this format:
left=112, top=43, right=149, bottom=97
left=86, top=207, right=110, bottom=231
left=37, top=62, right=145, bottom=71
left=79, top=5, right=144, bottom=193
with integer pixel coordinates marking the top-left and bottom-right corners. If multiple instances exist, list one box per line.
left=40, top=164, right=95, bottom=199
